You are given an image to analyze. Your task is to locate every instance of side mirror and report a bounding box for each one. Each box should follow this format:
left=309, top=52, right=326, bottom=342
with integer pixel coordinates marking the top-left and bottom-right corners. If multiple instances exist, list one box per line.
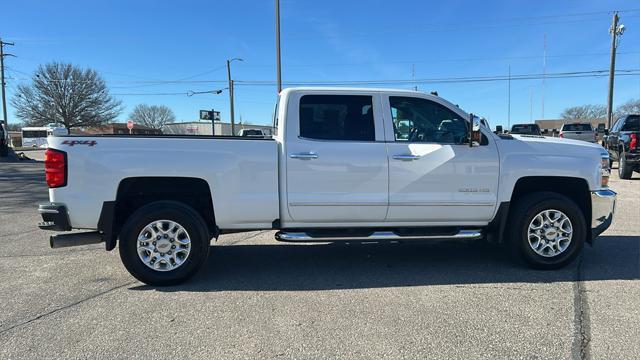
left=604, top=129, right=609, bottom=136
left=469, top=114, right=481, bottom=147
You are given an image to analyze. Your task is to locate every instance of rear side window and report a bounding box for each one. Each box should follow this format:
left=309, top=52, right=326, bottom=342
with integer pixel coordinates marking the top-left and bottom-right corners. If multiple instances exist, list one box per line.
left=562, top=124, right=592, bottom=132
left=299, top=95, right=375, bottom=141
left=621, top=116, right=639, bottom=131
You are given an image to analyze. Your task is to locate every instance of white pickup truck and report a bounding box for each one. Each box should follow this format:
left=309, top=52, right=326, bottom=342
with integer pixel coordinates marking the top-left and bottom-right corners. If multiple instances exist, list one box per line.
left=38, top=88, right=616, bottom=285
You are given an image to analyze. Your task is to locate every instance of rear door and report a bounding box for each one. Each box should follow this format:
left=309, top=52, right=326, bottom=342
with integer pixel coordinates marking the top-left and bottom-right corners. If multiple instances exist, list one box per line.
left=284, top=92, right=389, bottom=223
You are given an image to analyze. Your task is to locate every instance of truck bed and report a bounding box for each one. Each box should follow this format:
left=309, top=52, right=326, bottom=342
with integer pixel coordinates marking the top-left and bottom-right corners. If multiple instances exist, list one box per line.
left=47, top=135, right=279, bottom=230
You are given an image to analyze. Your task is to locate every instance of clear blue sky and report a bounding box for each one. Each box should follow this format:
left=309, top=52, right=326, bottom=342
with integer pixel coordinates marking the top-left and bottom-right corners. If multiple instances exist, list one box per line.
left=3, top=0, right=640, bottom=128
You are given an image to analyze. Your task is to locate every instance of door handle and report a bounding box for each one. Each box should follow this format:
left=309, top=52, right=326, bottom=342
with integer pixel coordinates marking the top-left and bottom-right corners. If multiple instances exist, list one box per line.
left=392, top=154, right=421, bottom=161
left=290, top=152, right=319, bottom=160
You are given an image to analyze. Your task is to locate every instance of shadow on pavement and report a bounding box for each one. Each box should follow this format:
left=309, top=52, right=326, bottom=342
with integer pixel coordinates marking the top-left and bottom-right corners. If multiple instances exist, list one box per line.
left=131, top=235, right=639, bottom=292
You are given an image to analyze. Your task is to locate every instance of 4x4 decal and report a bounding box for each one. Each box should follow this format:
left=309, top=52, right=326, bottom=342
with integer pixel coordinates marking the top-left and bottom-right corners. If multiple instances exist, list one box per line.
left=61, top=140, right=97, bottom=147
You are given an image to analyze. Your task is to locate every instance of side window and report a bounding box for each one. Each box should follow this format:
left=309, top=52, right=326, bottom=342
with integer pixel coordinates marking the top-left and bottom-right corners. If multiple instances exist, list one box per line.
left=621, top=116, right=639, bottom=131
left=390, top=96, right=467, bottom=144
left=299, top=95, right=375, bottom=141
left=612, top=119, right=622, bottom=132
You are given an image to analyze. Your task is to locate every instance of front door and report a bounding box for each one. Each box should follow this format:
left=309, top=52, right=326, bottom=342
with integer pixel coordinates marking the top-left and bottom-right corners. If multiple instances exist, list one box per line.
left=382, top=95, right=499, bottom=224
left=285, top=93, right=388, bottom=223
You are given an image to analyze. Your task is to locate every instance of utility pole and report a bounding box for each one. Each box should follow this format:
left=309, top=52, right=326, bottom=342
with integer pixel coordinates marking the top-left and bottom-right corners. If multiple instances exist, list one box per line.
left=542, top=33, right=546, bottom=119
left=508, top=65, right=511, bottom=129
left=0, top=38, right=15, bottom=125
left=606, top=12, right=625, bottom=129
left=529, top=88, right=533, bottom=122
left=411, top=64, right=417, bottom=91
left=227, top=58, right=242, bottom=136
left=275, top=0, right=282, bottom=93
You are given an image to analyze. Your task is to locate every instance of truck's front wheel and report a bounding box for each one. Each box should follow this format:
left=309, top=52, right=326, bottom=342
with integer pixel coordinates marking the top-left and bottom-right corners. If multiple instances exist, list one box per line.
left=119, top=201, right=210, bottom=286
left=509, top=192, right=586, bottom=269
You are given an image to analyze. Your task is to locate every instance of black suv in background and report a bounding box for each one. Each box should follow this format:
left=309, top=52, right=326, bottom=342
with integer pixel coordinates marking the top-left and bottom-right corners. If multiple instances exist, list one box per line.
left=0, top=122, right=8, bottom=157
left=603, top=114, right=640, bottom=179
left=510, top=123, right=542, bottom=136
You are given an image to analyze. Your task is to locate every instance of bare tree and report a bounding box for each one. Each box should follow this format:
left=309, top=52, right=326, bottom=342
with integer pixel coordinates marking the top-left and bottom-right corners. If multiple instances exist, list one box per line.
left=129, top=104, right=176, bottom=130
left=615, top=98, right=640, bottom=118
left=560, top=104, right=606, bottom=121
left=11, top=62, right=122, bottom=130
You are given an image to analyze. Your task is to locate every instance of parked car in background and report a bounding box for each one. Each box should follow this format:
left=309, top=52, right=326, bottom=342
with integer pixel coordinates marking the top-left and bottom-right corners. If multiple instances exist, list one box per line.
left=0, top=123, right=8, bottom=157
left=238, top=128, right=266, bottom=137
left=603, top=114, right=640, bottom=179
left=38, top=88, right=616, bottom=286
left=559, top=123, right=597, bottom=143
left=510, top=123, right=542, bottom=136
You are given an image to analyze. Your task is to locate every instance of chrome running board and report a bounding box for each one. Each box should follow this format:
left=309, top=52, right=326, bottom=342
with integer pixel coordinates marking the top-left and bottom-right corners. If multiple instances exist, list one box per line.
left=275, top=229, right=483, bottom=242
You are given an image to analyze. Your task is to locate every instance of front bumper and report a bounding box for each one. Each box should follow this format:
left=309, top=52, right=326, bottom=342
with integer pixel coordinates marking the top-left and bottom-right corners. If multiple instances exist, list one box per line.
left=590, top=189, right=616, bottom=240
left=38, top=203, right=71, bottom=231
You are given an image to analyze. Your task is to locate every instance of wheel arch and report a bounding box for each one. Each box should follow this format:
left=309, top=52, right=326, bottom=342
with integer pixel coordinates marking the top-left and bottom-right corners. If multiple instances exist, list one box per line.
left=103, top=177, right=217, bottom=251
left=508, top=176, right=592, bottom=243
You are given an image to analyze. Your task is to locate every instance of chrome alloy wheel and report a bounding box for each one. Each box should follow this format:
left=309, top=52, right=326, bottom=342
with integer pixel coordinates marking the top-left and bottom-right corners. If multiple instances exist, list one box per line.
left=137, top=220, right=191, bottom=271
left=527, top=209, right=573, bottom=258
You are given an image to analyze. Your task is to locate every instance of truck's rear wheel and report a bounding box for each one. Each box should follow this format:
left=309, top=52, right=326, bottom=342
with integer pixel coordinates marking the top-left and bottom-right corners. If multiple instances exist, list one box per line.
left=618, top=150, right=633, bottom=179
left=119, top=201, right=210, bottom=286
left=508, top=192, right=586, bottom=269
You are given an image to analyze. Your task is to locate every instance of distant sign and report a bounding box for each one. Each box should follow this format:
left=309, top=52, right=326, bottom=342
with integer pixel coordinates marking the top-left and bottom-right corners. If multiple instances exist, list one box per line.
left=127, top=120, right=134, bottom=130
left=200, top=110, right=221, bottom=121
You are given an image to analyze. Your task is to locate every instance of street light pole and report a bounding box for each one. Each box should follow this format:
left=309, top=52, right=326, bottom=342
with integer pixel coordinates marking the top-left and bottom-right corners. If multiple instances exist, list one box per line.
left=226, top=58, right=243, bottom=136
left=275, top=0, right=282, bottom=94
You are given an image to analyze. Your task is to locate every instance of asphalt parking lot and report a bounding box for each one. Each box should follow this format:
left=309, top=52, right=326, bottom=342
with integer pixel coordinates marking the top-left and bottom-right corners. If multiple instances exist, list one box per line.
left=0, top=160, right=638, bottom=359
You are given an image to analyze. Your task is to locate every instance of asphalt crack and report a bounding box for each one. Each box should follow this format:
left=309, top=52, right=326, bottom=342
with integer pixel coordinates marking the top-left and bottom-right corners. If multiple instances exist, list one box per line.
left=0, top=281, right=135, bottom=335
left=571, top=254, right=591, bottom=360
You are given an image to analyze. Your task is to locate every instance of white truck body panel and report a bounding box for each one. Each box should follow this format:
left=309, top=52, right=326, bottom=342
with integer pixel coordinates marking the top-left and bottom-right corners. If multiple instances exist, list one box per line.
left=48, top=136, right=279, bottom=229
left=46, top=87, right=608, bottom=232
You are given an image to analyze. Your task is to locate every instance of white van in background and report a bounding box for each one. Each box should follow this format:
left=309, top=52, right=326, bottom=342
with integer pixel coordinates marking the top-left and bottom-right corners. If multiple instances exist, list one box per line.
left=21, top=124, right=68, bottom=147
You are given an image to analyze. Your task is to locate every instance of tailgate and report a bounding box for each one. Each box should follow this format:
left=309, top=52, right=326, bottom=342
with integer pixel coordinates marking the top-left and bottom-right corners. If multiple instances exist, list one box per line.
left=563, top=131, right=594, bottom=142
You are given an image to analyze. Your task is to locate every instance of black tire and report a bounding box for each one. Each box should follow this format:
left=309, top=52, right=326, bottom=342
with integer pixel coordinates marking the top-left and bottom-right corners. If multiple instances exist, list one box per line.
left=618, top=149, right=633, bottom=180
left=0, top=145, right=8, bottom=157
left=119, top=201, right=211, bottom=286
left=508, top=191, right=586, bottom=269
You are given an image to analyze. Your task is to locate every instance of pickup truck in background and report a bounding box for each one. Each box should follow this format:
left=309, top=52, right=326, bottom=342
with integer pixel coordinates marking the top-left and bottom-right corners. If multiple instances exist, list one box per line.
left=0, top=123, right=8, bottom=157
left=559, top=123, right=598, bottom=143
left=510, top=123, right=542, bottom=136
left=38, top=88, right=617, bottom=285
left=603, top=114, right=640, bottom=179
left=238, top=128, right=266, bottom=137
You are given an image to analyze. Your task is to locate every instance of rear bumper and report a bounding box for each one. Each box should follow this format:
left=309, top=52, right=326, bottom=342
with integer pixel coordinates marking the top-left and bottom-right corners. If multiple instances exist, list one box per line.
left=590, top=189, right=616, bottom=240
left=38, top=203, right=72, bottom=231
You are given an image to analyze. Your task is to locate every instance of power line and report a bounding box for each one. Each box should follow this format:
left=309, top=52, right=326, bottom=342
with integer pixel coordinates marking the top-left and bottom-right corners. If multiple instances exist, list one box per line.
left=105, top=69, right=640, bottom=96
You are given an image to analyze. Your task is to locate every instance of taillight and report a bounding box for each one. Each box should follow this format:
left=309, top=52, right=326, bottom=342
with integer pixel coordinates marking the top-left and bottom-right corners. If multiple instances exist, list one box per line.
left=631, top=134, right=638, bottom=150
left=559, top=132, right=564, bottom=138
left=601, top=156, right=610, bottom=187
left=45, top=149, right=67, bottom=188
